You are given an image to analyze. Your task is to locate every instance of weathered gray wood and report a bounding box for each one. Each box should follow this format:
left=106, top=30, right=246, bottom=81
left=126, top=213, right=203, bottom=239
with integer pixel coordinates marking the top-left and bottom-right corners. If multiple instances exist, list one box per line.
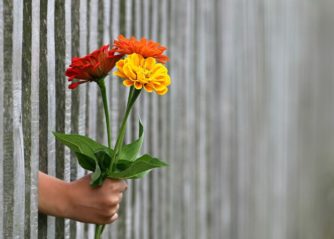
left=22, top=0, right=32, bottom=237
left=46, top=0, right=56, bottom=238
left=37, top=0, right=48, bottom=237
left=1, top=0, right=334, bottom=238
left=12, top=0, right=25, bottom=237
left=87, top=0, right=99, bottom=237
left=54, top=1, right=66, bottom=238
left=30, top=0, right=40, bottom=237
left=123, top=2, right=134, bottom=239
left=3, top=1, right=14, bottom=238
left=75, top=1, right=88, bottom=238
left=0, top=0, right=3, bottom=237
left=64, top=1, right=72, bottom=238
left=133, top=1, right=143, bottom=239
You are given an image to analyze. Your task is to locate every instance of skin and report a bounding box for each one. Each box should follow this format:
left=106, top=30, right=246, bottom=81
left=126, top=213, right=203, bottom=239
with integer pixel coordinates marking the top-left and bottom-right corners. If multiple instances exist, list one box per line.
left=38, top=171, right=127, bottom=224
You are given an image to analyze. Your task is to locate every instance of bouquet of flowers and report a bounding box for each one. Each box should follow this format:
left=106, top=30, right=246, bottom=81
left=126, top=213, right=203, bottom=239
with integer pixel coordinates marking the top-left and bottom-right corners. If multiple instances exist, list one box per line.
left=53, top=35, right=170, bottom=238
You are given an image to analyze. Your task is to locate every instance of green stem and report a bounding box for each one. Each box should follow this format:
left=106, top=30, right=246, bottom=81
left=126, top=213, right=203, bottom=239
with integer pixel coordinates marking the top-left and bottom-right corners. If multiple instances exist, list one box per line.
left=96, top=79, right=112, bottom=238
left=97, top=79, right=112, bottom=148
left=109, top=86, right=141, bottom=173
left=95, top=224, right=103, bottom=239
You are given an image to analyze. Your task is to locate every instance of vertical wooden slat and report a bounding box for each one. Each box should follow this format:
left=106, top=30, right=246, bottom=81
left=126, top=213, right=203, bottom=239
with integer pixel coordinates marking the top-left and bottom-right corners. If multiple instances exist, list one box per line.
left=64, top=0, right=72, bottom=238
left=236, top=1, right=251, bottom=238
left=0, top=0, right=4, bottom=236
left=12, top=0, right=24, bottom=236
left=87, top=0, right=98, bottom=237
left=176, top=0, right=188, bottom=238
left=265, top=2, right=289, bottom=238
left=132, top=1, right=142, bottom=239
left=298, top=3, right=317, bottom=239
left=196, top=0, right=208, bottom=238
left=184, top=0, right=195, bottom=238
left=246, top=2, right=269, bottom=239
left=46, top=0, right=56, bottom=237
left=159, top=1, right=169, bottom=238
left=110, top=0, right=120, bottom=142
left=69, top=1, right=80, bottom=238
left=1, top=1, right=334, bottom=238
left=54, top=1, right=66, bottom=238
left=96, top=0, right=105, bottom=146
left=159, top=0, right=170, bottom=239
left=167, top=0, right=177, bottom=237
left=69, top=0, right=79, bottom=189
left=30, top=0, right=40, bottom=237
left=101, top=2, right=112, bottom=238
left=150, top=0, right=160, bottom=238
left=87, top=0, right=98, bottom=141
left=115, top=0, right=128, bottom=237
left=209, top=1, right=221, bottom=237
left=141, top=0, right=150, bottom=238
left=3, top=0, right=14, bottom=237
left=22, top=0, right=32, bottom=237
left=75, top=1, right=87, bottom=238
left=124, top=1, right=133, bottom=239
left=38, top=0, right=48, bottom=237
left=218, top=0, right=233, bottom=238
left=109, top=0, right=120, bottom=238
left=102, top=0, right=110, bottom=149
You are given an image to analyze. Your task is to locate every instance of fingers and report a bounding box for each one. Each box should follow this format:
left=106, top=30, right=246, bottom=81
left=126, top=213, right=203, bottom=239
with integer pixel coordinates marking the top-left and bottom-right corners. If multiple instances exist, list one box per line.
left=109, top=203, right=120, bottom=216
left=99, top=204, right=120, bottom=224
left=110, top=213, right=119, bottom=223
left=103, top=179, right=128, bottom=192
left=108, top=213, right=119, bottom=224
left=96, top=213, right=119, bottom=224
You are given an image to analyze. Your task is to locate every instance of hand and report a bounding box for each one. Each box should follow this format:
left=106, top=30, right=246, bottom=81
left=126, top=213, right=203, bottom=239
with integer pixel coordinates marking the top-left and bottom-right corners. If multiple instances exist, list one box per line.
left=38, top=172, right=128, bottom=224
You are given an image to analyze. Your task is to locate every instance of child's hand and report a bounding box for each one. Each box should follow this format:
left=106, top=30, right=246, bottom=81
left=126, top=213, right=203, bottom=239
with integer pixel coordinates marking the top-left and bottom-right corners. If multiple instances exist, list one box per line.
left=38, top=172, right=127, bottom=224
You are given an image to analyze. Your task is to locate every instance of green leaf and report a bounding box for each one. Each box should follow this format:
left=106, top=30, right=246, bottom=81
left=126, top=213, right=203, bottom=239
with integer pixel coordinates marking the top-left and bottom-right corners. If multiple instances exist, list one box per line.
left=90, top=162, right=104, bottom=187
left=119, top=121, right=144, bottom=162
left=127, top=170, right=152, bottom=179
left=115, top=159, right=132, bottom=171
left=107, top=154, right=168, bottom=179
left=53, top=132, right=108, bottom=159
left=114, top=159, right=151, bottom=178
left=75, top=152, right=96, bottom=171
left=94, top=149, right=114, bottom=171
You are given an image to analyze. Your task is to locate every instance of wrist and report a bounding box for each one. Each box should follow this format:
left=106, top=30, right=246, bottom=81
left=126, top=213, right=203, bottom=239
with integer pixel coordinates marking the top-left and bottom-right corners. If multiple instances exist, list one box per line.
left=56, top=181, right=73, bottom=218
left=38, top=172, right=73, bottom=218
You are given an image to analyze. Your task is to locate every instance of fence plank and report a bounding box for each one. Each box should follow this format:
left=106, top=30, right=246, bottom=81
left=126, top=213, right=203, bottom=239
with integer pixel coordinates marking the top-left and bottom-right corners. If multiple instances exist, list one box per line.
left=0, top=0, right=4, bottom=237
left=22, top=0, right=32, bottom=237
left=30, top=0, right=40, bottom=237
left=3, top=1, right=14, bottom=238
left=1, top=0, right=334, bottom=238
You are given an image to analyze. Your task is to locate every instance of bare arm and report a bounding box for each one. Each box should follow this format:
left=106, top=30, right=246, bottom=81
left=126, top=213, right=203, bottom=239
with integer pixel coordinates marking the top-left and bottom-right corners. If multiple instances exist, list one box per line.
left=38, top=171, right=127, bottom=224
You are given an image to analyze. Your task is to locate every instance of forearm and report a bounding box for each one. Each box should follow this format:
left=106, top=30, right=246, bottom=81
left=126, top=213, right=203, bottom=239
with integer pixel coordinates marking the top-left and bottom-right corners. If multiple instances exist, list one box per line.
left=38, top=171, right=71, bottom=218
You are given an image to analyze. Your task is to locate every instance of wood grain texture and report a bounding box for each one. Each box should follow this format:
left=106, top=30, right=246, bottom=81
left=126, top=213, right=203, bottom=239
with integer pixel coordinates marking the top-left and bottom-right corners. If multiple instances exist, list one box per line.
left=1, top=0, right=334, bottom=238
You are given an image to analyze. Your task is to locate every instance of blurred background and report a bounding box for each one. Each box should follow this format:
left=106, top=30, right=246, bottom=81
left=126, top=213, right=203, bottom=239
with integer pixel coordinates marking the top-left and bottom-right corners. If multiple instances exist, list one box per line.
left=1, top=0, right=334, bottom=238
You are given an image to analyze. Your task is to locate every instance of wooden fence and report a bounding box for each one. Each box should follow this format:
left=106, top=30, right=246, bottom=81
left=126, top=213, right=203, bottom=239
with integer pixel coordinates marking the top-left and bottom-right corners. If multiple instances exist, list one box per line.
left=1, top=0, right=334, bottom=238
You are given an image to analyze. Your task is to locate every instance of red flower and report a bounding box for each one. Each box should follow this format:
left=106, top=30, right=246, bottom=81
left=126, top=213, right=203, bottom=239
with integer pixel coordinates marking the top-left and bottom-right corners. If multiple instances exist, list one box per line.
left=111, top=35, right=169, bottom=64
left=65, top=45, right=122, bottom=89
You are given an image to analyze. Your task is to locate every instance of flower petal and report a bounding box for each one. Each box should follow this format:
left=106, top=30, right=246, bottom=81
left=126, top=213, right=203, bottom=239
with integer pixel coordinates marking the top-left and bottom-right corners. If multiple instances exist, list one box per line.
left=134, top=81, right=143, bottom=89
left=144, top=83, right=154, bottom=92
left=123, top=79, right=134, bottom=87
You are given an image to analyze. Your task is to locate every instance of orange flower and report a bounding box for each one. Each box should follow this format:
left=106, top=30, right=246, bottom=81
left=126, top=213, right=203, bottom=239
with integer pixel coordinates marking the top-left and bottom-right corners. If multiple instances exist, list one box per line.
left=111, top=35, right=169, bottom=64
left=65, top=45, right=122, bottom=89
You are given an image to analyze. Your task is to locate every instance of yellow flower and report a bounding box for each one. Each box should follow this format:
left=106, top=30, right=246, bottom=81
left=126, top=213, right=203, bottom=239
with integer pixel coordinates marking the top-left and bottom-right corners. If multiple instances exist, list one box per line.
left=114, top=53, right=171, bottom=95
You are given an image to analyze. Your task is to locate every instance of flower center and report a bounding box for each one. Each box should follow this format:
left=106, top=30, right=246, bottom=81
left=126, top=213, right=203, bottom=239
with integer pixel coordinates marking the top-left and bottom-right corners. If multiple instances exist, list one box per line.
left=136, top=67, right=151, bottom=83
